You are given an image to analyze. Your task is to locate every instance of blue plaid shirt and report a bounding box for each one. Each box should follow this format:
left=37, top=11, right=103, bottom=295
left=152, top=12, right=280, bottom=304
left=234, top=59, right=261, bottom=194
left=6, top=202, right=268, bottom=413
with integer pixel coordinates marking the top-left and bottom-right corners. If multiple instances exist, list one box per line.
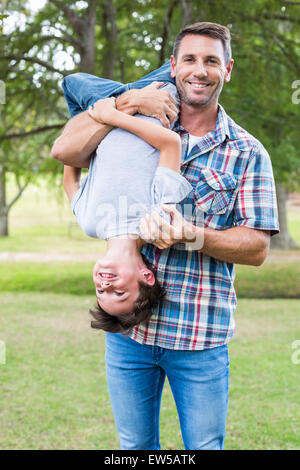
left=128, top=104, right=279, bottom=350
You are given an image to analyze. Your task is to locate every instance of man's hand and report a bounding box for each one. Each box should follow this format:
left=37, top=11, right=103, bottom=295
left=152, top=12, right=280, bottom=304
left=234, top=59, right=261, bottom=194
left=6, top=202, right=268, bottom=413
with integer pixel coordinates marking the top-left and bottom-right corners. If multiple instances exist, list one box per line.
left=139, top=204, right=200, bottom=250
left=116, top=82, right=179, bottom=128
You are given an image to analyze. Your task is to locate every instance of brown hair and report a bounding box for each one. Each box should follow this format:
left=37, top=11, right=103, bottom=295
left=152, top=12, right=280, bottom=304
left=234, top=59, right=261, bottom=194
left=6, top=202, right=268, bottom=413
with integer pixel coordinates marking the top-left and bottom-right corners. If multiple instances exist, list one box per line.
left=173, top=21, right=232, bottom=64
left=89, top=254, right=165, bottom=333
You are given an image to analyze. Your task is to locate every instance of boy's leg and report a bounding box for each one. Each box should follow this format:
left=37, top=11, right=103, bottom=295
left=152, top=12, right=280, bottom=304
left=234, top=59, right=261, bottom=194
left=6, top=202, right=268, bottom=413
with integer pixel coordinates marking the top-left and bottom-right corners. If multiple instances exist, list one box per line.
left=105, top=333, right=166, bottom=450
left=162, top=344, right=230, bottom=450
left=62, top=73, right=127, bottom=117
left=62, top=61, right=174, bottom=118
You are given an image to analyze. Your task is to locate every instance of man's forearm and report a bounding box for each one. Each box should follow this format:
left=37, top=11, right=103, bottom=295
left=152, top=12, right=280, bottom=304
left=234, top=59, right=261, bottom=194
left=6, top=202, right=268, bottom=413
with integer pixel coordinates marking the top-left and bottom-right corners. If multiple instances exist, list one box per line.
left=197, top=226, right=270, bottom=266
left=51, top=111, right=113, bottom=168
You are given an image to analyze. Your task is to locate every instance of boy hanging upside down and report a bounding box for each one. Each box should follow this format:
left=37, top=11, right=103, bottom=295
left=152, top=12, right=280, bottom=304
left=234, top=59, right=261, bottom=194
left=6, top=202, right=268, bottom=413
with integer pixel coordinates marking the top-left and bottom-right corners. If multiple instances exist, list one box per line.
left=52, top=82, right=193, bottom=332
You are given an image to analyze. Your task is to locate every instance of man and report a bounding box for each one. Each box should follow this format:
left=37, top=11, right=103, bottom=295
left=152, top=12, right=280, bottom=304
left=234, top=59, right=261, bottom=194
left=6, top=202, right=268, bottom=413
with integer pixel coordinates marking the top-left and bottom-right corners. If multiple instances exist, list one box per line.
left=52, top=22, right=279, bottom=450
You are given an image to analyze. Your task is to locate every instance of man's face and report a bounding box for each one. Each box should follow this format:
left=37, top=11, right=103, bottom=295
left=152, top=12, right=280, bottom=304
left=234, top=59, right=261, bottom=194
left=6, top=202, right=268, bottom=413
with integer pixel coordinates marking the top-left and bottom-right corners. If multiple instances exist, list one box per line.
left=170, top=34, right=234, bottom=109
left=93, top=256, right=154, bottom=316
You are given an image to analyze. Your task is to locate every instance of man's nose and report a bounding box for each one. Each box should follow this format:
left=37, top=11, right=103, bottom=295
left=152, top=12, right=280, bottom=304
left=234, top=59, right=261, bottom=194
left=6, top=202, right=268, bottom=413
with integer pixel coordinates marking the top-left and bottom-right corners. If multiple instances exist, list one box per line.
left=193, top=60, right=208, bottom=77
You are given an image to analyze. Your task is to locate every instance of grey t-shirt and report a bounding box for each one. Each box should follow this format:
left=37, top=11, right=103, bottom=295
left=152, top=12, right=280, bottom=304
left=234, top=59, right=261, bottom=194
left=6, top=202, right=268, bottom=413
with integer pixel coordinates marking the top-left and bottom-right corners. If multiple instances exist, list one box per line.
left=70, top=84, right=192, bottom=240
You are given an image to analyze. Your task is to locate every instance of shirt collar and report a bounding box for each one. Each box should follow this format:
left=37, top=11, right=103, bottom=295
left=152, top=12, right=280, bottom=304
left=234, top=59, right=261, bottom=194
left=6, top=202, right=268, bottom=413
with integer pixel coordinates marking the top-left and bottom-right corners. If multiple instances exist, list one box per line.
left=173, top=104, right=233, bottom=162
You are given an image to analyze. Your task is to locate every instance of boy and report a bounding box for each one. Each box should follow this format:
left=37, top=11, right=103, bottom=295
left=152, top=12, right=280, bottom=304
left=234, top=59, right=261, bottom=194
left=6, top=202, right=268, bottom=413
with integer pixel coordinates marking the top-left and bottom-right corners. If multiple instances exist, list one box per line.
left=53, top=84, right=192, bottom=332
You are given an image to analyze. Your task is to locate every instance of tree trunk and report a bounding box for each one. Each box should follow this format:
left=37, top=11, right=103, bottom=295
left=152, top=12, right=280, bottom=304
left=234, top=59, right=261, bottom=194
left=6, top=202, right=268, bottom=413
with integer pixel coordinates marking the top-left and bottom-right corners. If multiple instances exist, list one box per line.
left=270, top=181, right=298, bottom=249
left=181, top=0, right=193, bottom=26
left=79, top=0, right=96, bottom=73
left=101, top=0, right=118, bottom=79
left=0, top=165, right=8, bottom=237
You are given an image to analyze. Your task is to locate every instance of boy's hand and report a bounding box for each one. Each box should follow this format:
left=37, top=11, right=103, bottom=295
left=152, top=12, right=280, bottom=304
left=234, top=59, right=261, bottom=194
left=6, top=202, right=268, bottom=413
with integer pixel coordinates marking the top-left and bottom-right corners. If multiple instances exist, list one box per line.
left=139, top=204, right=202, bottom=250
left=88, top=97, right=117, bottom=124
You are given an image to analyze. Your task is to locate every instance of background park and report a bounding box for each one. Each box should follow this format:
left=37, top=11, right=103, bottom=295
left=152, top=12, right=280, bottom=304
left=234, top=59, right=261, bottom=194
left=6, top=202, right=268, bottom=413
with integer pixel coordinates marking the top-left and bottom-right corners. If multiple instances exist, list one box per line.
left=0, top=0, right=299, bottom=450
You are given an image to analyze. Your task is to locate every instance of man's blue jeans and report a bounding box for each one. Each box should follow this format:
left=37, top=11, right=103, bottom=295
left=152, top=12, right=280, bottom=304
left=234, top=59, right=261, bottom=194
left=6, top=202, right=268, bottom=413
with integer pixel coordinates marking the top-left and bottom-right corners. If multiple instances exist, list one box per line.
left=62, top=60, right=175, bottom=118
left=105, top=332, right=229, bottom=450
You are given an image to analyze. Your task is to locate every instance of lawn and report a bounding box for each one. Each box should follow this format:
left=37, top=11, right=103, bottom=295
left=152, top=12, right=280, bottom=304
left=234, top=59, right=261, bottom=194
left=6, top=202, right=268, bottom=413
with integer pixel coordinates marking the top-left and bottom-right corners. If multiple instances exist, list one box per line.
left=0, top=293, right=299, bottom=450
left=0, top=177, right=299, bottom=450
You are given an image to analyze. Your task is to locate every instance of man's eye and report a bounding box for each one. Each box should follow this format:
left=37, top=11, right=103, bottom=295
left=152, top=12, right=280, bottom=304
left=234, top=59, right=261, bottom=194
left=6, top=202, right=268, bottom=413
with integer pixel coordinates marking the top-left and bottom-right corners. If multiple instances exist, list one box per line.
left=184, top=57, right=193, bottom=62
left=97, top=289, right=104, bottom=294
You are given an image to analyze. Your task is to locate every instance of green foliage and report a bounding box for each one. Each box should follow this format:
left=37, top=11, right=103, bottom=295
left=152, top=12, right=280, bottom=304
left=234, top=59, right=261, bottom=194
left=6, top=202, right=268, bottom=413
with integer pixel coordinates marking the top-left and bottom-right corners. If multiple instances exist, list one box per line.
left=1, top=0, right=299, bottom=182
left=0, top=0, right=300, bottom=236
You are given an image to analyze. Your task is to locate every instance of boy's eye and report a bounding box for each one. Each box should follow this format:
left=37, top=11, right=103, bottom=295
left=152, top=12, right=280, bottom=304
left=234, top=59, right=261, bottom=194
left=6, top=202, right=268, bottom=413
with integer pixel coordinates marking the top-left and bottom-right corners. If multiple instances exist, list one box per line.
left=97, top=290, right=124, bottom=296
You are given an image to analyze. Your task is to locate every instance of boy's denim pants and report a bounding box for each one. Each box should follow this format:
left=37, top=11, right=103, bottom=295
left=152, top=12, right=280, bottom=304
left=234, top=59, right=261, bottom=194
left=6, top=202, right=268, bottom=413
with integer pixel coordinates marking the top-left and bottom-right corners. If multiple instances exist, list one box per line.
left=62, top=60, right=175, bottom=118
left=61, top=63, right=230, bottom=450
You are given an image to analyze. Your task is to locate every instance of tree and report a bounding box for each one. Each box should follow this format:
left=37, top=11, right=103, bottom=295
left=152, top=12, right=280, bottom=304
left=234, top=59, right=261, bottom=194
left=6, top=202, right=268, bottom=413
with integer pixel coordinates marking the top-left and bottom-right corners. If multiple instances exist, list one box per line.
left=0, top=0, right=299, bottom=247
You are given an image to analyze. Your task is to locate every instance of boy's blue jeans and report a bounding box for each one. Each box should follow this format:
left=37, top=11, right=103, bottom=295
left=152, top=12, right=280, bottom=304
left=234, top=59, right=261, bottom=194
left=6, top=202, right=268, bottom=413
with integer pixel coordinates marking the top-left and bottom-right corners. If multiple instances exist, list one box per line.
left=62, top=64, right=230, bottom=450
left=62, top=60, right=175, bottom=117
left=105, top=333, right=229, bottom=450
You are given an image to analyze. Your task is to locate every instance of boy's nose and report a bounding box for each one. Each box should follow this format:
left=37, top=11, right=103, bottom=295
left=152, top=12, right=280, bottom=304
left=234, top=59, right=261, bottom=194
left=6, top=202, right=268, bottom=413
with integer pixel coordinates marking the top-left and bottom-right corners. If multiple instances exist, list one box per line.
left=100, top=280, right=111, bottom=289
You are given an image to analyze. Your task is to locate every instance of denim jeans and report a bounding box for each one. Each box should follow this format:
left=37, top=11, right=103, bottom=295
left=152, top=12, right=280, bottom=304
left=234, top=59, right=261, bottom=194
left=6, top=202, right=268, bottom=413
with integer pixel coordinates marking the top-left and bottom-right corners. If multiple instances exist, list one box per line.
left=62, top=60, right=175, bottom=117
left=105, top=332, right=230, bottom=450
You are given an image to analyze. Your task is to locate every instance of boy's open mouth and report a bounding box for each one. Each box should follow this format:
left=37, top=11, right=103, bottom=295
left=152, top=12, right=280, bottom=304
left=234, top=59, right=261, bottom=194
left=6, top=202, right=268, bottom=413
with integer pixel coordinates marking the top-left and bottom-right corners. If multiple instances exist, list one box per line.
left=99, top=272, right=117, bottom=279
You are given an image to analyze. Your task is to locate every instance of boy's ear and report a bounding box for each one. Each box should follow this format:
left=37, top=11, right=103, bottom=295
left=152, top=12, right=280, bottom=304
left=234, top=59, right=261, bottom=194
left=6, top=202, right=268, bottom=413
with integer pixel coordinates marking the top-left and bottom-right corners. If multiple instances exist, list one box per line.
left=141, top=269, right=156, bottom=286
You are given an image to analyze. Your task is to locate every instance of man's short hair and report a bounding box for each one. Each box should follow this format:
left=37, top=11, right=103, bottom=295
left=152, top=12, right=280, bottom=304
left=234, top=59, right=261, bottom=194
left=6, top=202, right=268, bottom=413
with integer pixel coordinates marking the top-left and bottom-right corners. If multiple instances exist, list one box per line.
left=89, top=254, right=165, bottom=333
left=173, top=21, right=232, bottom=64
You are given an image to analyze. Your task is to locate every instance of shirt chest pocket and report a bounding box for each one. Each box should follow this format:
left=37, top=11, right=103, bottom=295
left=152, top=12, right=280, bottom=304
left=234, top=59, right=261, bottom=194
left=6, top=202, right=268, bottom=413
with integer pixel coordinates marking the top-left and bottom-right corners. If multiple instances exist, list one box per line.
left=194, top=168, right=237, bottom=215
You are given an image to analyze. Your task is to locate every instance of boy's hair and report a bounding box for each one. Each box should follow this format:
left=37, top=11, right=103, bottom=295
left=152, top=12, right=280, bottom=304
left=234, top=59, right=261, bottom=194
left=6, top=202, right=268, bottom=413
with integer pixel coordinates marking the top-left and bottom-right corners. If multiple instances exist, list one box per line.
left=172, top=21, right=232, bottom=65
left=89, top=254, right=165, bottom=333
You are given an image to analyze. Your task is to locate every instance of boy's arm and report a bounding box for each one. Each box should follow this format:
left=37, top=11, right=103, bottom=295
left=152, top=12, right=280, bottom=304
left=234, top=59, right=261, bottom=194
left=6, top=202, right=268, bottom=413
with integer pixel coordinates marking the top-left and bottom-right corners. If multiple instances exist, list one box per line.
left=51, top=83, right=178, bottom=168
left=89, top=98, right=181, bottom=173
left=63, top=165, right=82, bottom=202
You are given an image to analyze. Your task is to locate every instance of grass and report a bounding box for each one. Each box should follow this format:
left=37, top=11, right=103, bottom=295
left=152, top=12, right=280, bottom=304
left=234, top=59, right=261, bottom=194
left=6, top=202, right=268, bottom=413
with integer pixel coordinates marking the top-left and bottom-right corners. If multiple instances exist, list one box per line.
left=0, top=293, right=299, bottom=450
left=1, top=177, right=300, bottom=254
left=1, top=260, right=300, bottom=298
left=0, top=177, right=299, bottom=450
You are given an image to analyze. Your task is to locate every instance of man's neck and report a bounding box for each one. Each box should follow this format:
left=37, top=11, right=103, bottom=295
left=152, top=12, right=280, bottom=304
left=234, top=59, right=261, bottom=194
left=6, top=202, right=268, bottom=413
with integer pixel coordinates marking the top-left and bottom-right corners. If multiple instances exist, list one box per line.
left=180, top=101, right=219, bottom=137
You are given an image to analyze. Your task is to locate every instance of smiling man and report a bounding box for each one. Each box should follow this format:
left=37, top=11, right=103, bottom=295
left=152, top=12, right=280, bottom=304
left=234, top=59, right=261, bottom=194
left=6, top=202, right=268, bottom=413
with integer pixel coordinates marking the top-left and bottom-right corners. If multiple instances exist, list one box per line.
left=53, top=22, right=279, bottom=450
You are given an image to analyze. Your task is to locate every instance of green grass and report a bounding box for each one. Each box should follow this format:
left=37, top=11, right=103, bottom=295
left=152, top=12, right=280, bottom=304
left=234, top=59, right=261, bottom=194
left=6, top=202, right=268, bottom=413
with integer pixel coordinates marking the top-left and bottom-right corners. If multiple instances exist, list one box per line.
left=1, top=176, right=300, bottom=254
left=1, top=178, right=299, bottom=449
left=1, top=178, right=102, bottom=254
left=1, top=260, right=300, bottom=298
left=0, top=293, right=299, bottom=450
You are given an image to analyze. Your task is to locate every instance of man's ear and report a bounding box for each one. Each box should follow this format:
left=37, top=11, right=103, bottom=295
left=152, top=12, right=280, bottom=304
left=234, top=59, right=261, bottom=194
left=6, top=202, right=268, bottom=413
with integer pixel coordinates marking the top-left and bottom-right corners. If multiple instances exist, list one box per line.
left=170, top=55, right=176, bottom=78
left=224, top=59, right=234, bottom=83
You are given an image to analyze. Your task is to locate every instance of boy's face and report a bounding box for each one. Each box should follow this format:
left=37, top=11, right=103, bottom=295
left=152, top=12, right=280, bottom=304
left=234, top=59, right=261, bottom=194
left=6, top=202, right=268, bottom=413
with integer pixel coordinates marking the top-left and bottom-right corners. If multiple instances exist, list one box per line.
left=93, top=256, right=155, bottom=316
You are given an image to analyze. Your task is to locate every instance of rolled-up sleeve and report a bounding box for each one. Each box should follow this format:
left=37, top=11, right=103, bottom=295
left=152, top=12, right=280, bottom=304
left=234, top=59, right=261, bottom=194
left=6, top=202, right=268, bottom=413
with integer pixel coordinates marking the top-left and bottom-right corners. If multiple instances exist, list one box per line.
left=233, top=144, right=280, bottom=236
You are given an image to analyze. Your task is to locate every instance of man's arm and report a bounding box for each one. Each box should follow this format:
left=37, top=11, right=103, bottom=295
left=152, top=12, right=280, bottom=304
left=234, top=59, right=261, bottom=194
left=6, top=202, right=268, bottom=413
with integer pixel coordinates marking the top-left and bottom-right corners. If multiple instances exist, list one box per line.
left=197, top=226, right=270, bottom=266
left=51, top=83, right=178, bottom=168
left=51, top=111, right=112, bottom=168
left=139, top=204, right=270, bottom=266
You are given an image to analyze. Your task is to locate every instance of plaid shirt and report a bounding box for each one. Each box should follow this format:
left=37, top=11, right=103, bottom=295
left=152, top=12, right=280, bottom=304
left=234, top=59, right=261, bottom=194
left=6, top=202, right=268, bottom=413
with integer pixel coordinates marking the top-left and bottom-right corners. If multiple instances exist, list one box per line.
left=128, top=105, right=279, bottom=350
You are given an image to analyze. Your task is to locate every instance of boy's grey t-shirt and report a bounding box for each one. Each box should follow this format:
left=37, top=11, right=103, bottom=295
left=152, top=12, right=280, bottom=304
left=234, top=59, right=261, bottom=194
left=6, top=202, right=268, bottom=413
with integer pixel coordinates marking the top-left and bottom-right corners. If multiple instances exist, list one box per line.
left=70, top=84, right=192, bottom=240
